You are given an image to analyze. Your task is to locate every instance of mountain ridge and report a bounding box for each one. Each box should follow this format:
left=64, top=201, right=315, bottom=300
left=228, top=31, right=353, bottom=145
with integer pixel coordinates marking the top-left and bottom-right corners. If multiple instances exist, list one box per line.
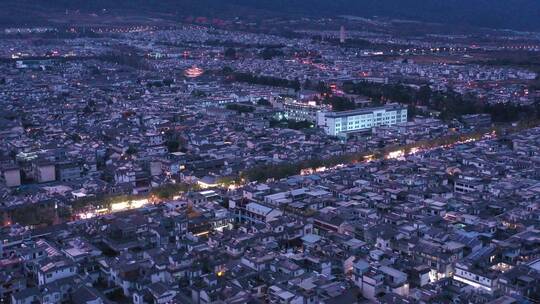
left=2, top=0, right=540, bottom=32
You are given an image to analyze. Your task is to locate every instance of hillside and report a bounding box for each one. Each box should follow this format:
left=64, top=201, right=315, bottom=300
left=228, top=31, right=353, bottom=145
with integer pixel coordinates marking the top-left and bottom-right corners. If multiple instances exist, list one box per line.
left=2, top=0, right=540, bottom=31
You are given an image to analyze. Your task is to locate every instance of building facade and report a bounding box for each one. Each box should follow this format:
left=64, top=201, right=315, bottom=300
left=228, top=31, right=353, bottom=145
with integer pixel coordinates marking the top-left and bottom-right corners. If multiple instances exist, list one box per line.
left=317, top=105, right=408, bottom=136
left=282, top=99, right=328, bottom=122
left=2, top=166, right=21, bottom=187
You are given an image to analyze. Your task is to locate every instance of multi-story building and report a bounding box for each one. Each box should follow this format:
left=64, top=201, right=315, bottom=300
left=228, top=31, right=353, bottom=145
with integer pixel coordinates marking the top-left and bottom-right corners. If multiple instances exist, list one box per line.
left=455, top=178, right=485, bottom=194
left=56, top=162, right=81, bottom=182
left=36, top=257, right=77, bottom=286
left=32, top=162, right=56, bottom=183
left=1, top=165, right=21, bottom=187
left=454, top=262, right=499, bottom=294
left=317, top=104, right=407, bottom=136
left=359, top=266, right=409, bottom=301
left=282, top=99, right=328, bottom=122
left=233, top=199, right=283, bottom=224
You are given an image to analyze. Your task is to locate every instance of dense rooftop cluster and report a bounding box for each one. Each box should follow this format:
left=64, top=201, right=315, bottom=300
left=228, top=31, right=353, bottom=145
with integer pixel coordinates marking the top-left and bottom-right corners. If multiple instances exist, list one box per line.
left=1, top=16, right=540, bottom=304
left=1, top=127, right=540, bottom=303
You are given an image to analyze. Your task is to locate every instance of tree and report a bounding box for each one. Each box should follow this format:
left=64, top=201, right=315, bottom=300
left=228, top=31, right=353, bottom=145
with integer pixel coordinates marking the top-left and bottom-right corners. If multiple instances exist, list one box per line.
left=257, top=98, right=271, bottom=106
left=163, top=78, right=174, bottom=86
left=292, top=79, right=301, bottom=92
left=260, top=47, right=284, bottom=60
left=324, top=96, right=356, bottom=111
left=303, top=79, right=312, bottom=90
left=417, top=85, right=432, bottom=104
left=126, top=146, right=138, bottom=155
left=191, top=90, right=207, bottom=97
left=407, top=104, right=418, bottom=119
left=167, top=140, right=181, bottom=152
left=270, top=119, right=313, bottom=130
left=151, top=183, right=193, bottom=199
left=222, top=66, right=234, bottom=75
left=83, top=105, right=94, bottom=114
left=231, top=72, right=303, bottom=90
left=224, top=48, right=237, bottom=60
left=315, top=81, right=331, bottom=93
left=226, top=103, right=254, bottom=113
left=70, top=133, right=82, bottom=142
left=288, top=120, right=313, bottom=130
left=11, top=204, right=56, bottom=226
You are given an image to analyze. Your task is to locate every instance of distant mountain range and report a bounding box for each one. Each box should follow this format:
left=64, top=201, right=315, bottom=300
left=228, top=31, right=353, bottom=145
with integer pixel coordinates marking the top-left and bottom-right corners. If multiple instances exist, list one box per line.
left=3, top=0, right=540, bottom=31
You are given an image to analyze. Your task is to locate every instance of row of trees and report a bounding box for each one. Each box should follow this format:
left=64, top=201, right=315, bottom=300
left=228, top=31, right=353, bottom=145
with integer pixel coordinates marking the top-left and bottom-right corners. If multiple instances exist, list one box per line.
left=9, top=204, right=59, bottom=227
left=71, top=194, right=139, bottom=212
left=225, top=70, right=301, bottom=91
left=323, top=96, right=356, bottom=111
left=98, top=44, right=149, bottom=70
left=344, top=81, right=540, bottom=122
left=225, top=103, right=255, bottom=113
left=69, top=183, right=196, bottom=214
left=259, top=47, right=285, bottom=60
left=7, top=182, right=199, bottom=227
left=269, top=119, right=314, bottom=130
left=223, top=46, right=285, bottom=60
left=164, top=129, right=187, bottom=153
left=240, top=128, right=498, bottom=182
left=151, top=183, right=196, bottom=200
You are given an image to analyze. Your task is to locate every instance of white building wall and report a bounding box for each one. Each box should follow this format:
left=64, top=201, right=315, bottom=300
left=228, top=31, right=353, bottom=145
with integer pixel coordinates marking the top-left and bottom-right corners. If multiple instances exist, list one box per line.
left=38, top=266, right=76, bottom=286
left=4, top=169, right=21, bottom=187
left=37, top=165, right=56, bottom=183
left=454, top=264, right=496, bottom=293
left=318, top=106, right=407, bottom=136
